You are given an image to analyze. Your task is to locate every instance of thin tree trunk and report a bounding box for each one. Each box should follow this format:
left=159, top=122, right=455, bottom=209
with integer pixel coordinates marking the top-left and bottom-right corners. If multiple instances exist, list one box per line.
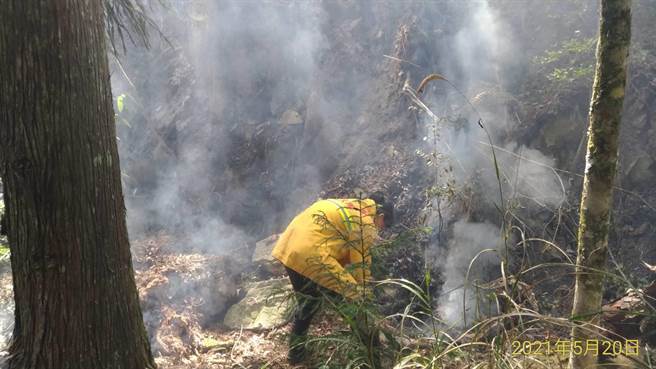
left=568, top=1, right=631, bottom=369
left=0, top=1, right=155, bottom=368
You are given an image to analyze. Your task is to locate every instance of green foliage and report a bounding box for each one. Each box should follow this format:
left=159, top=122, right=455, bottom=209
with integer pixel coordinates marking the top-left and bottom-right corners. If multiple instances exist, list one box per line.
left=306, top=199, right=386, bottom=368
left=425, top=182, right=456, bottom=200
left=535, top=37, right=596, bottom=65
left=534, top=37, right=596, bottom=85
left=547, top=65, right=594, bottom=83
left=114, top=93, right=133, bottom=128
left=370, top=226, right=429, bottom=279
left=291, top=196, right=656, bottom=368
left=116, top=94, right=126, bottom=112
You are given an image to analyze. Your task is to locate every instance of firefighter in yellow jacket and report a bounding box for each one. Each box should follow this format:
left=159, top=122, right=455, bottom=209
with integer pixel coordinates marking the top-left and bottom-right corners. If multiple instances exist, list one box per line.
left=272, top=191, right=394, bottom=364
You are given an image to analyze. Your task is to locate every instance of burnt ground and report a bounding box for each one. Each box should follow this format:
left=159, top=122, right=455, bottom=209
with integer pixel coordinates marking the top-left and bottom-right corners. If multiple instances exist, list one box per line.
left=2, top=0, right=656, bottom=367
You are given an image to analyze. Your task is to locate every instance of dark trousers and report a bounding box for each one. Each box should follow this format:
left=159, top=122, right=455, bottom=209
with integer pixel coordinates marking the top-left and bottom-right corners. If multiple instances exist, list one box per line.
left=285, top=267, right=334, bottom=338
left=285, top=267, right=382, bottom=367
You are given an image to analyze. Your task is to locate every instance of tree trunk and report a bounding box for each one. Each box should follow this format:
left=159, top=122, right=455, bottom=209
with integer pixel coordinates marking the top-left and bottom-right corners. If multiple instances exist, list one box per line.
left=0, top=1, right=155, bottom=368
left=568, top=1, right=631, bottom=369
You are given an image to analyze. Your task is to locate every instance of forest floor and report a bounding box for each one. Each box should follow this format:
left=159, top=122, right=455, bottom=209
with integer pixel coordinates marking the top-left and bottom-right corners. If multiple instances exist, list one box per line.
left=131, top=233, right=345, bottom=369
left=0, top=232, right=651, bottom=368
left=125, top=234, right=567, bottom=369
left=151, top=315, right=342, bottom=369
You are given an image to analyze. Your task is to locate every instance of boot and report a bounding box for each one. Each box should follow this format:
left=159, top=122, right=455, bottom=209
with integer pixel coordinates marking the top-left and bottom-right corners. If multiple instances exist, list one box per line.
left=289, top=333, right=307, bottom=364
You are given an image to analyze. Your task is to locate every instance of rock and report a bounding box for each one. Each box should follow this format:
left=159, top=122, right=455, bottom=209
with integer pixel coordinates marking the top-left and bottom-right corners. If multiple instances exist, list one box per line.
left=252, top=234, right=279, bottom=263
left=279, top=109, right=303, bottom=126
left=223, top=278, right=294, bottom=330
left=252, top=234, right=285, bottom=277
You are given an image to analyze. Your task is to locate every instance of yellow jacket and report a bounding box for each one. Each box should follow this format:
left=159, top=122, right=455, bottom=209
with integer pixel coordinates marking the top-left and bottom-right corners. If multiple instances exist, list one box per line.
left=272, top=198, right=378, bottom=299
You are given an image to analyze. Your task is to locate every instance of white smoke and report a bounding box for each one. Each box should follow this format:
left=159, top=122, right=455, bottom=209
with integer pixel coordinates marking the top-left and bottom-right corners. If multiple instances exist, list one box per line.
left=112, top=0, right=326, bottom=249
left=108, top=0, right=571, bottom=330
left=422, top=1, right=568, bottom=327
left=437, top=220, right=502, bottom=325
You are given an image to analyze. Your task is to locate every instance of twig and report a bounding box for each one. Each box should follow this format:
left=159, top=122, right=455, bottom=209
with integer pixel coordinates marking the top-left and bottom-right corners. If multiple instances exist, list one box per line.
left=383, top=54, right=421, bottom=68
left=111, top=53, right=136, bottom=89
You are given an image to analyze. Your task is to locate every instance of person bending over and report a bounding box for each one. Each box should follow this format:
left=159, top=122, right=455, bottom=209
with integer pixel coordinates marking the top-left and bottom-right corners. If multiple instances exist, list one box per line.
left=271, top=191, right=394, bottom=365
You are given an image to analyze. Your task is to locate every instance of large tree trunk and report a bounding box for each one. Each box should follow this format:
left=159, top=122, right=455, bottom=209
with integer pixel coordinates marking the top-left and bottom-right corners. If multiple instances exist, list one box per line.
left=0, top=1, right=155, bottom=368
left=568, top=1, right=632, bottom=369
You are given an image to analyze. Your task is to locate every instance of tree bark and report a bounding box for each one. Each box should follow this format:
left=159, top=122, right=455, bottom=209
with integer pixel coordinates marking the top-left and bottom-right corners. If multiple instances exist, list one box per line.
left=0, top=1, right=155, bottom=368
left=568, top=1, right=631, bottom=369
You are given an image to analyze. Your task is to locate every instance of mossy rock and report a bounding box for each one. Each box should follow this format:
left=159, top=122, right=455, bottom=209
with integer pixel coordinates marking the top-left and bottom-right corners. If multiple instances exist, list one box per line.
left=223, top=278, right=294, bottom=330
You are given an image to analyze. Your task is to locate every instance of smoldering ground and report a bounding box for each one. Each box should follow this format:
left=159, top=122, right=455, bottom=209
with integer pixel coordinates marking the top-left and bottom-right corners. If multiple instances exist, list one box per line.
left=2, top=1, right=656, bottom=367
left=411, top=1, right=571, bottom=327
left=110, top=0, right=582, bottom=332
left=0, top=2, right=595, bottom=351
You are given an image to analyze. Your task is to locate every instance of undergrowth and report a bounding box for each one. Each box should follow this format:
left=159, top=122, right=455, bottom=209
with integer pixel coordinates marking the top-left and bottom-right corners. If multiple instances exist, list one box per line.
left=280, top=77, right=656, bottom=369
left=299, top=206, right=656, bottom=368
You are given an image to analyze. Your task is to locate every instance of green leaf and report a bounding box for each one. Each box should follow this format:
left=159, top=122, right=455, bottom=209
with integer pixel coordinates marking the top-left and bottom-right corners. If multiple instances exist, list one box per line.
left=117, top=94, right=126, bottom=112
